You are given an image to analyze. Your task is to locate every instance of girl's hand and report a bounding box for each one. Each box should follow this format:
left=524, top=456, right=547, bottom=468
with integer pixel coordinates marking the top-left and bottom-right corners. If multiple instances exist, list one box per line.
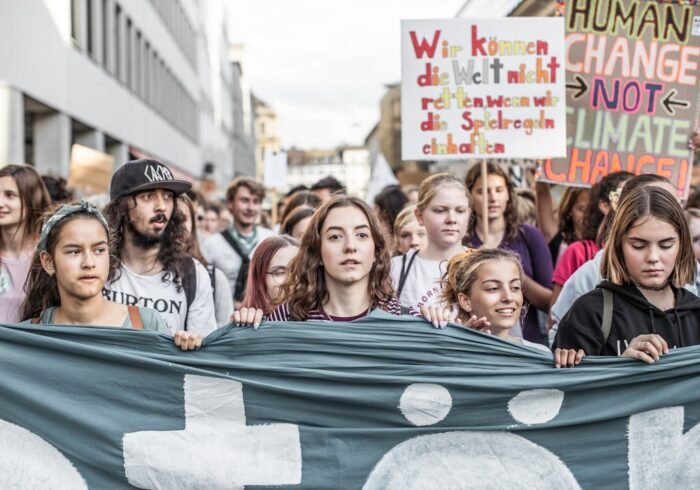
left=454, top=314, right=491, bottom=333
left=173, top=330, right=203, bottom=351
left=231, top=307, right=264, bottom=329
left=553, top=348, right=585, bottom=368
left=419, top=305, right=453, bottom=329
left=622, top=334, right=669, bottom=363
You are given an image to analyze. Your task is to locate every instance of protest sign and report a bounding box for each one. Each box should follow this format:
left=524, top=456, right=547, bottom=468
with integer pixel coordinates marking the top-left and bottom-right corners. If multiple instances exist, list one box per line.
left=67, top=144, right=114, bottom=195
left=539, top=0, right=700, bottom=198
left=2, top=311, right=700, bottom=488
left=401, top=18, right=567, bottom=161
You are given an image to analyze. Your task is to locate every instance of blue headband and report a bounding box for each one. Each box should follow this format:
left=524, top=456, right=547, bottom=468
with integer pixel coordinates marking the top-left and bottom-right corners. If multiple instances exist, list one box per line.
left=37, top=201, right=110, bottom=252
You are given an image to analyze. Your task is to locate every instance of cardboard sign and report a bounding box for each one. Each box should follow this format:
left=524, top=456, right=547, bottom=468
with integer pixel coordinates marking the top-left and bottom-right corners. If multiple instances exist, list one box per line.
left=67, top=144, right=114, bottom=195
left=401, top=18, right=567, bottom=161
left=540, top=0, right=700, bottom=198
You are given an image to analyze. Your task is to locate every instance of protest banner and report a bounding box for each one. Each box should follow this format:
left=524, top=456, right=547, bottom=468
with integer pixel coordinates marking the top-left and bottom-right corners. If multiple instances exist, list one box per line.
left=539, top=0, right=700, bottom=198
left=401, top=18, right=567, bottom=161
left=1, top=311, right=700, bottom=489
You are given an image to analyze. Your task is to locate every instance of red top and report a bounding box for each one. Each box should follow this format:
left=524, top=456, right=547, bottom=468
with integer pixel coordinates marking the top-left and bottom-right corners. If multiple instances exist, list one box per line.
left=552, top=240, right=600, bottom=286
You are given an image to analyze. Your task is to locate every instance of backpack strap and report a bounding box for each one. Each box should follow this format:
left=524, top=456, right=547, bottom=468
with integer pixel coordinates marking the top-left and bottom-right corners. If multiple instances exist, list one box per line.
left=601, top=288, right=614, bottom=344
left=128, top=305, right=144, bottom=330
left=182, top=258, right=197, bottom=331
left=220, top=230, right=248, bottom=259
left=206, top=264, right=217, bottom=298
left=220, top=231, right=252, bottom=301
left=397, top=250, right=419, bottom=299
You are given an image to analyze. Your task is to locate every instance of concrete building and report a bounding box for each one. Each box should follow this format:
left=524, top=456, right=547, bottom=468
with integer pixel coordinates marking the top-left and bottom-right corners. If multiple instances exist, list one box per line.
left=286, top=146, right=371, bottom=197
left=0, top=0, right=240, bottom=185
left=229, top=44, right=256, bottom=178
left=253, top=95, right=281, bottom=181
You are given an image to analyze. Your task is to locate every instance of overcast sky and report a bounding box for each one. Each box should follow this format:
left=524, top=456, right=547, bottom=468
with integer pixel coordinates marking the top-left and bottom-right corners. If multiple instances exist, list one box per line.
left=227, top=0, right=466, bottom=149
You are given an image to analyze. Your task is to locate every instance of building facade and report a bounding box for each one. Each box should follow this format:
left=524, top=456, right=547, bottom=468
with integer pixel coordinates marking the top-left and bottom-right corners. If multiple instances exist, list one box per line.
left=229, top=44, right=256, bottom=178
left=253, top=95, right=281, bottom=181
left=0, top=0, right=241, bottom=185
left=286, top=146, right=371, bottom=197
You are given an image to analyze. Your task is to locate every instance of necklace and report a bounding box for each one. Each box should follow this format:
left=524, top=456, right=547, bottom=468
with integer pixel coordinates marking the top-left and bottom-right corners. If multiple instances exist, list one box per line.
left=634, top=280, right=670, bottom=292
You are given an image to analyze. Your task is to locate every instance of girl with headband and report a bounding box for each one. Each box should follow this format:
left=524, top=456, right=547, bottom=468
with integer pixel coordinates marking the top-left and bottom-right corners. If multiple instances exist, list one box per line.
left=20, top=201, right=202, bottom=351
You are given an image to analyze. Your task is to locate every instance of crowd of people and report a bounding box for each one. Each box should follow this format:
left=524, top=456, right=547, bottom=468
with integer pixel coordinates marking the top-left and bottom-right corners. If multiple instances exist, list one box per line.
left=2, top=158, right=700, bottom=368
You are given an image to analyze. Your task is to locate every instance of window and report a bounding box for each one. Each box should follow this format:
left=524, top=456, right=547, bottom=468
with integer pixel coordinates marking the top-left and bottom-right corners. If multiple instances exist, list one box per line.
left=102, top=0, right=108, bottom=66
left=114, top=5, right=121, bottom=78
left=86, top=0, right=93, bottom=56
left=71, top=0, right=80, bottom=44
left=125, top=19, right=132, bottom=87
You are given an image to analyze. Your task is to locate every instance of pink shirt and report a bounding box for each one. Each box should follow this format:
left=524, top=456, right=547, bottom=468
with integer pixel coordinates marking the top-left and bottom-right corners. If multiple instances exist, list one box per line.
left=551, top=240, right=600, bottom=286
left=0, top=253, right=33, bottom=323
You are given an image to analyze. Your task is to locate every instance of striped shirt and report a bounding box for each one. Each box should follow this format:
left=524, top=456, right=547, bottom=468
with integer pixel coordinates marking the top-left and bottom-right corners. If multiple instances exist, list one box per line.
left=267, top=297, right=404, bottom=322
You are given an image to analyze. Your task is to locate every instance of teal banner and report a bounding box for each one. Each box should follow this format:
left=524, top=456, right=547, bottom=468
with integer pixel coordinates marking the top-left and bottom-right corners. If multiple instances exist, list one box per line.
left=1, top=310, right=699, bottom=489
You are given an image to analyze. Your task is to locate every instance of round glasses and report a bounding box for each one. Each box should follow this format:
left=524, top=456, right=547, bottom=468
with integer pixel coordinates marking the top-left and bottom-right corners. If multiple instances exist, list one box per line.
left=266, top=267, right=288, bottom=284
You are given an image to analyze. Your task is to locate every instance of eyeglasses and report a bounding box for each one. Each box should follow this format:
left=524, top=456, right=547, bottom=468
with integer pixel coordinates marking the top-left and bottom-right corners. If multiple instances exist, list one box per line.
left=266, top=267, right=288, bottom=284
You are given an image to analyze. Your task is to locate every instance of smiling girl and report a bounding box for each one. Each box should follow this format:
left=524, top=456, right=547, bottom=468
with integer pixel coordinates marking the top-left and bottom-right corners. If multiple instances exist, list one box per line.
left=0, top=165, right=52, bottom=323
left=464, top=163, right=552, bottom=343
left=443, top=249, right=553, bottom=352
left=20, top=202, right=201, bottom=350
left=554, top=186, right=700, bottom=364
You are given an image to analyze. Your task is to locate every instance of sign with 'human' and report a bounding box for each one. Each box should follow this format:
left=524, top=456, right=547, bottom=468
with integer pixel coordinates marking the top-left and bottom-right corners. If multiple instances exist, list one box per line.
left=401, top=18, right=567, bottom=161
left=539, top=0, right=700, bottom=198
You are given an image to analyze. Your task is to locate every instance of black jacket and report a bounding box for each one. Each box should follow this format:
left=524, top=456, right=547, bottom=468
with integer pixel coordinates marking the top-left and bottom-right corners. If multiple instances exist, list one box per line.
left=554, top=281, right=700, bottom=356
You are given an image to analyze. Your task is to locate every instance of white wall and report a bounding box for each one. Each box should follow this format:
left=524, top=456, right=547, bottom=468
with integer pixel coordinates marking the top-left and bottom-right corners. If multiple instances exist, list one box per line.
left=0, top=0, right=237, bottom=182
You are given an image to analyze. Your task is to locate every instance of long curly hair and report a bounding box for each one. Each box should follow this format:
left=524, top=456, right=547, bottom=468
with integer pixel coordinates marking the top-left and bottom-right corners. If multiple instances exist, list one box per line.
left=103, top=193, right=190, bottom=291
left=20, top=204, right=115, bottom=321
left=277, top=195, right=395, bottom=320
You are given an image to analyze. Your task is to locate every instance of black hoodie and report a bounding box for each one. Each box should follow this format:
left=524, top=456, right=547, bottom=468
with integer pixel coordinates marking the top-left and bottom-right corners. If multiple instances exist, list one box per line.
left=554, top=280, right=700, bottom=356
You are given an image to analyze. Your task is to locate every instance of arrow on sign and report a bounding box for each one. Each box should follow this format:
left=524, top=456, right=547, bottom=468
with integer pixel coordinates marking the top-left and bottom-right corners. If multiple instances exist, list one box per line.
left=566, top=75, right=588, bottom=100
left=123, top=375, right=302, bottom=489
left=662, top=89, right=690, bottom=115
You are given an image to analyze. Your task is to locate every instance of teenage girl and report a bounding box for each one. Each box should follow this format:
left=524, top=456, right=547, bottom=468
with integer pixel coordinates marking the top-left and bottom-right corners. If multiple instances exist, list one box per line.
left=0, top=164, right=51, bottom=323
left=554, top=186, right=700, bottom=364
left=391, top=173, right=470, bottom=311
left=233, top=195, right=400, bottom=327
left=464, top=163, right=551, bottom=343
left=20, top=201, right=202, bottom=350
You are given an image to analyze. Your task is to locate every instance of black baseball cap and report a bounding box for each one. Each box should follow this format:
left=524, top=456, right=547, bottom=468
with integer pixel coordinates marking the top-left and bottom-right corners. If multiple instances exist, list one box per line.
left=109, top=159, right=192, bottom=201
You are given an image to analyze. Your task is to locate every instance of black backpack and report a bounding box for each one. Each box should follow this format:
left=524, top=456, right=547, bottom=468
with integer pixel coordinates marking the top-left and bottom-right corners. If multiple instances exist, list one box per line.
left=182, top=258, right=217, bottom=331
left=219, top=231, right=250, bottom=302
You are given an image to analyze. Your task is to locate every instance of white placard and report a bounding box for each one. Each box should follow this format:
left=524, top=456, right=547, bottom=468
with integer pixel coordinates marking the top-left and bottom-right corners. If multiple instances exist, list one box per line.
left=263, top=150, right=288, bottom=189
left=401, top=18, right=566, bottom=160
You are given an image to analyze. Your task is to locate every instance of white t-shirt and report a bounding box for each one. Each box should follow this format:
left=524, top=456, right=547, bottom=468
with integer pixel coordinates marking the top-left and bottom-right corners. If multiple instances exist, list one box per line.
left=0, top=253, right=33, bottom=323
left=212, top=267, right=233, bottom=327
left=201, top=226, right=275, bottom=299
left=391, top=252, right=447, bottom=310
left=104, top=260, right=217, bottom=336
